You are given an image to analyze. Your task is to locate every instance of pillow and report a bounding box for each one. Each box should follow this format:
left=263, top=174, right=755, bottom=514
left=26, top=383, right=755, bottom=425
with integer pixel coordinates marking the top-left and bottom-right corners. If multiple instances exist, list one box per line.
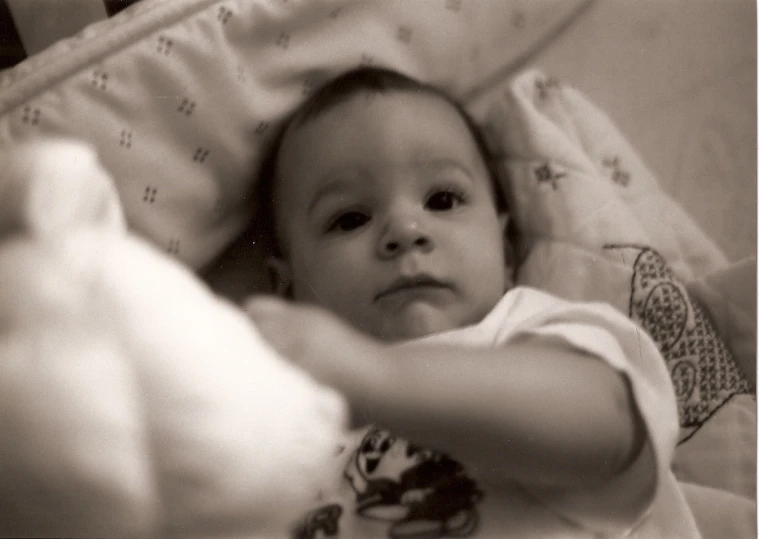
left=481, top=69, right=752, bottom=503
left=0, top=0, right=593, bottom=270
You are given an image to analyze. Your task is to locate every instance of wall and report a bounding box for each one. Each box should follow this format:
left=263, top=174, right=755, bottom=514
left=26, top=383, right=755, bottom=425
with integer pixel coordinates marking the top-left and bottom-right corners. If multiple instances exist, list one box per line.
left=531, top=0, right=757, bottom=262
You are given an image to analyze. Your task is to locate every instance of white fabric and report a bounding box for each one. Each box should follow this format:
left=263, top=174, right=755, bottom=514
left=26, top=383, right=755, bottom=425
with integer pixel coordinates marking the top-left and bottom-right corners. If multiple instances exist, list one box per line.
left=293, top=288, right=701, bottom=538
left=680, top=482, right=757, bottom=539
left=0, top=139, right=348, bottom=538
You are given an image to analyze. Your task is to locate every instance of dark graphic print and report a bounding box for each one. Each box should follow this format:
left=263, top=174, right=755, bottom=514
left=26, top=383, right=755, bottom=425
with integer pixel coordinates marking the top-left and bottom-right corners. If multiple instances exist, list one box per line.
left=605, top=245, right=751, bottom=443
left=345, top=428, right=483, bottom=538
left=293, top=503, right=343, bottom=539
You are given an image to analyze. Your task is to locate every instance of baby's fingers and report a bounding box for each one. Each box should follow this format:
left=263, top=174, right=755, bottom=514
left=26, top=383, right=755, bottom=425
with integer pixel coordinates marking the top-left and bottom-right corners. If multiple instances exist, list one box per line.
left=243, top=295, right=289, bottom=323
left=243, top=296, right=295, bottom=347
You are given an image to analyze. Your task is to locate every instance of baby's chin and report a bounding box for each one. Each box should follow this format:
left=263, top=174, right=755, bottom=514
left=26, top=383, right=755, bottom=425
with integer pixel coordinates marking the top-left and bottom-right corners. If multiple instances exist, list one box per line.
left=371, top=304, right=463, bottom=343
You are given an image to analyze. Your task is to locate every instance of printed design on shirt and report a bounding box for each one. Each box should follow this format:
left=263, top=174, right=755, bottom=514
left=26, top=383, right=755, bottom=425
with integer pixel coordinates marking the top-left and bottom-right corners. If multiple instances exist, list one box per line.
left=292, top=503, right=343, bottom=539
left=345, top=427, right=483, bottom=538
left=605, top=244, right=751, bottom=443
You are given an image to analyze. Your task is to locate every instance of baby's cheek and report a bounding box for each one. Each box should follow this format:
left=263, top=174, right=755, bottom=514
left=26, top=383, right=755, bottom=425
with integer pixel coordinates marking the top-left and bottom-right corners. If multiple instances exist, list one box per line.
left=292, top=253, right=358, bottom=306
left=461, top=237, right=508, bottom=298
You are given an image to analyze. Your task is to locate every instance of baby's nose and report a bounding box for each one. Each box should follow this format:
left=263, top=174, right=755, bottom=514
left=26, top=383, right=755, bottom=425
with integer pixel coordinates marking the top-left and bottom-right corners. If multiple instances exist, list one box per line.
left=378, top=215, right=433, bottom=259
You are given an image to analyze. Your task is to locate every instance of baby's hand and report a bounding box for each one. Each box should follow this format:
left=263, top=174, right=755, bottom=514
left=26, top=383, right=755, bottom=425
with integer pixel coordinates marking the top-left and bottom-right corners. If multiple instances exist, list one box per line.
left=244, top=296, right=382, bottom=405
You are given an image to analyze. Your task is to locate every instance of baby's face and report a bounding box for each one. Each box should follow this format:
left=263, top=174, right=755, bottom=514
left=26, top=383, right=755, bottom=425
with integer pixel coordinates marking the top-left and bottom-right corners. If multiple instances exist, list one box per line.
left=272, top=91, right=507, bottom=341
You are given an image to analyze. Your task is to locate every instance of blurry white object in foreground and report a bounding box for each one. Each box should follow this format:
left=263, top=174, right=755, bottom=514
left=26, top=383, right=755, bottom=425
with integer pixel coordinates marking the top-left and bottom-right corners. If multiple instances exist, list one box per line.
left=0, top=139, right=347, bottom=538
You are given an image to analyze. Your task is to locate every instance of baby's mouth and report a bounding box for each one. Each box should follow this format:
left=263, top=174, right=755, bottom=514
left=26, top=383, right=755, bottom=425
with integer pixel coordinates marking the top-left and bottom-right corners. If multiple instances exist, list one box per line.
left=374, top=275, right=451, bottom=302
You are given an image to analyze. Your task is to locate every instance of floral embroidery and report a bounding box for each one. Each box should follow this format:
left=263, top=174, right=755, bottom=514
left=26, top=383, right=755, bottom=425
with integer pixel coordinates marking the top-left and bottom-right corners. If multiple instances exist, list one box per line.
left=604, top=245, right=751, bottom=443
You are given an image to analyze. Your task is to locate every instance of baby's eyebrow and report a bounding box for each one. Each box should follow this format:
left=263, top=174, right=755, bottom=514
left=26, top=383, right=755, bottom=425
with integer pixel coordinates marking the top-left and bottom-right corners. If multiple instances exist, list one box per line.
left=307, top=176, right=356, bottom=216
left=413, top=158, right=474, bottom=180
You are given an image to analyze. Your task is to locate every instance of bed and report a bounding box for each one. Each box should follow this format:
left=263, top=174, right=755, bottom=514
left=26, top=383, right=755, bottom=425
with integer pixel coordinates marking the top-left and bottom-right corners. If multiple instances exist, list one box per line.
left=0, top=1, right=755, bottom=537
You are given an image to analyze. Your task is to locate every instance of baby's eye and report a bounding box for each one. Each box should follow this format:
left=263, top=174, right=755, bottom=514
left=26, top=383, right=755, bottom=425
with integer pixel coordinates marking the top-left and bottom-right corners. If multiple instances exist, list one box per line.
left=425, top=189, right=466, bottom=211
left=326, top=211, right=370, bottom=232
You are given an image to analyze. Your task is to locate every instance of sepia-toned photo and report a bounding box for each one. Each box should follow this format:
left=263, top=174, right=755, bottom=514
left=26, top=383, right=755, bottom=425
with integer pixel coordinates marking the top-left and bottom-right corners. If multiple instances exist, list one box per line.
left=0, top=1, right=755, bottom=537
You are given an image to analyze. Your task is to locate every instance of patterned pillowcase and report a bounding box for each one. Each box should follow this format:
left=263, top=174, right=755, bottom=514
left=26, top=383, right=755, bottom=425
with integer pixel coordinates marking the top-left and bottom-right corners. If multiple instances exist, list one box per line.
left=488, top=70, right=752, bottom=498
left=0, top=0, right=593, bottom=270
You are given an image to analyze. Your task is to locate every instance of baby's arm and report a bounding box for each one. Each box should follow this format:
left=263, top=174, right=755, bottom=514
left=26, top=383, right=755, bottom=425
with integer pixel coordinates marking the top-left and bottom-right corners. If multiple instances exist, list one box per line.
left=356, top=338, right=645, bottom=489
left=246, top=297, right=647, bottom=491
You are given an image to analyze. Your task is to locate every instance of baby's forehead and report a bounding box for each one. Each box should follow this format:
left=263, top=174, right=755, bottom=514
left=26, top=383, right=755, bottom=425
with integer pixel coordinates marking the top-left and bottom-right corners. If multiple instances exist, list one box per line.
left=277, top=89, right=485, bottom=169
left=290, top=86, right=451, bottom=129
left=273, top=88, right=500, bottom=204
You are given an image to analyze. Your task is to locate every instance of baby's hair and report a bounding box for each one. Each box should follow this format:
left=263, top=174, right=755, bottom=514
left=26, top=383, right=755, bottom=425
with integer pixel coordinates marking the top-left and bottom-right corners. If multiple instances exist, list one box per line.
left=256, top=67, right=508, bottom=258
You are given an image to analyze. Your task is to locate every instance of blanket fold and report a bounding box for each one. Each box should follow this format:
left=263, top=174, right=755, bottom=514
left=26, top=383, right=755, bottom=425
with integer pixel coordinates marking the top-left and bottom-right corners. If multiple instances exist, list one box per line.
left=476, top=69, right=755, bottom=534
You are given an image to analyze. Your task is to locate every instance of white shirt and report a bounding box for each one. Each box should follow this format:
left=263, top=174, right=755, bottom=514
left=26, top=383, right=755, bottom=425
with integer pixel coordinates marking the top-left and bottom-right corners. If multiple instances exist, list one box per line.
left=292, top=287, right=701, bottom=539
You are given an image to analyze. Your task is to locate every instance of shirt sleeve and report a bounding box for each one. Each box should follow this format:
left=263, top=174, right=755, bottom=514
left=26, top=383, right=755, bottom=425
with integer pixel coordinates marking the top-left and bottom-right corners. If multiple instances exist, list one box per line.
left=493, top=287, right=679, bottom=537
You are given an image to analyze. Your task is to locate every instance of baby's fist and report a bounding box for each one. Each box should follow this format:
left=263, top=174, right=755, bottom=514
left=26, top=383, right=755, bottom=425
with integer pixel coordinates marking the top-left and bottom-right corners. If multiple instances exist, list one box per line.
left=244, top=296, right=379, bottom=393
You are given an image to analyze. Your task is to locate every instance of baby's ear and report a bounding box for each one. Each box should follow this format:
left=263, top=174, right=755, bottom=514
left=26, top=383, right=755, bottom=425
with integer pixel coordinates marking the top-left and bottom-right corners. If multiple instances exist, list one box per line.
left=266, top=256, right=292, bottom=297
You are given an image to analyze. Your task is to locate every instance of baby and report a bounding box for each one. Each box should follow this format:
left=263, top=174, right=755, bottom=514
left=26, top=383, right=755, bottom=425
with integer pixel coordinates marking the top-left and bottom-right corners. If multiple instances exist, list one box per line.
left=246, top=68, right=700, bottom=538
